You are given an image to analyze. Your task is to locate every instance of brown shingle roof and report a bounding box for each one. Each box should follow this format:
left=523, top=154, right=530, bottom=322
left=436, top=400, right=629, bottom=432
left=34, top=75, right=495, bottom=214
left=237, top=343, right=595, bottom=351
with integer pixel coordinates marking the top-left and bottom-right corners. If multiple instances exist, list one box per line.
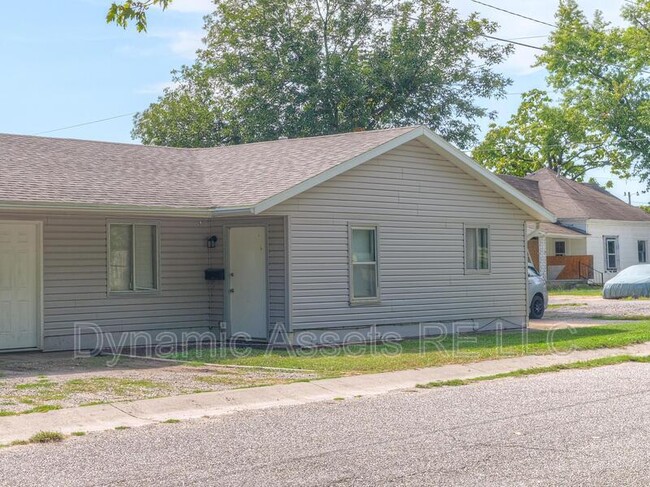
left=0, top=127, right=416, bottom=209
left=538, top=222, right=588, bottom=237
left=500, top=169, right=650, bottom=222
left=497, top=175, right=543, bottom=206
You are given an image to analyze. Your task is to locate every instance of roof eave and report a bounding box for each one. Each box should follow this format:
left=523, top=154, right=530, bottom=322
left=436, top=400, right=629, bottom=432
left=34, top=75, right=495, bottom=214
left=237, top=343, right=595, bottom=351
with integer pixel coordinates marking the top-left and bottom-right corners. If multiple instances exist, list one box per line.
left=212, top=206, right=257, bottom=217
left=543, top=232, right=588, bottom=239
left=0, top=200, right=215, bottom=218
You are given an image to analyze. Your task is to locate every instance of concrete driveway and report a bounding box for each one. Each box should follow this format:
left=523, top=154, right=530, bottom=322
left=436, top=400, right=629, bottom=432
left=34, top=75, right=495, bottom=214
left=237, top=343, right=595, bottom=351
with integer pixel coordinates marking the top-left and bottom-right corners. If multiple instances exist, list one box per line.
left=1, top=362, right=648, bottom=486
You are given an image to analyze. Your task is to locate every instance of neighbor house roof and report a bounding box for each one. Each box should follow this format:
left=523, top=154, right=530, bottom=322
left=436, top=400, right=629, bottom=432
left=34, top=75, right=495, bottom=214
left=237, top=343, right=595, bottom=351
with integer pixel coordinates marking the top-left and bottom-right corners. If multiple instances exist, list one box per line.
left=499, top=168, right=650, bottom=222
left=538, top=222, right=589, bottom=238
left=0, top=127, right=554, bottom=221
left=498, top=175, right=543, bottom=206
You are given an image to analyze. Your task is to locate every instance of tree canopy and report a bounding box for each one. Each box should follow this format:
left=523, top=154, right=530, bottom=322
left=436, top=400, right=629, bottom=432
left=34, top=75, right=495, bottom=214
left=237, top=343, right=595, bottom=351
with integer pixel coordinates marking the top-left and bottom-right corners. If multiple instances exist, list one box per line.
left=472, top=90, right=628, bottom=183
left=130, top=0, right=513, bottom=148
left=475, top=0, right=650, bottom=183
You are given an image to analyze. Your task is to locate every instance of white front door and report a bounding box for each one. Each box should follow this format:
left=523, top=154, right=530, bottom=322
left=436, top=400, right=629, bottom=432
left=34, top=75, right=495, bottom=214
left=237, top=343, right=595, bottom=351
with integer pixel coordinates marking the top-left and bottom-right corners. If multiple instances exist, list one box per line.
left=0, top=222, right=40, bottom=350
left=228, top=226, right=267, bottom=339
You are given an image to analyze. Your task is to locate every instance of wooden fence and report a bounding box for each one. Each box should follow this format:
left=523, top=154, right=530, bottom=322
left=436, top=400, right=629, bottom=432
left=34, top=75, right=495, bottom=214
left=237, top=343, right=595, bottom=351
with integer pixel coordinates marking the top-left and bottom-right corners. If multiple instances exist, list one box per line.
left=547, top=255, right=594, bottom=281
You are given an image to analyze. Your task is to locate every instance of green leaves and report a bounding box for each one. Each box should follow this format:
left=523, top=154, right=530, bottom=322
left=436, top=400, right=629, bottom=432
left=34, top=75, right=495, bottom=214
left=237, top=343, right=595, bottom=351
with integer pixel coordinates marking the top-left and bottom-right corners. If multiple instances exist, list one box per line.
left=106, top=0, right=173, bottom=32
left=472, top=90, right=630, bottom=182
left=531, top=0, right=650, bottom=183
left=476, top=0, right=650, bottom=184
left=131, top=0, right=512, bottom=148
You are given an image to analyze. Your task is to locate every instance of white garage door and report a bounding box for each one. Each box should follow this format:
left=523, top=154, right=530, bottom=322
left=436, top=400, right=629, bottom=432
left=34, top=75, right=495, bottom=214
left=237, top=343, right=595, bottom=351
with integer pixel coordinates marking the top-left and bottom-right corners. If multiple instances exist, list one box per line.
left=0, top=222, right=40, bottom=350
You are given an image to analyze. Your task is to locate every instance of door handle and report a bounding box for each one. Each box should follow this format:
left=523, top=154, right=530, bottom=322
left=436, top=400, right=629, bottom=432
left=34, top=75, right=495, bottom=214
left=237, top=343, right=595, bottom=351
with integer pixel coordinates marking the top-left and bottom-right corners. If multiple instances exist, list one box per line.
left=229, top=288, right=235, bottom=293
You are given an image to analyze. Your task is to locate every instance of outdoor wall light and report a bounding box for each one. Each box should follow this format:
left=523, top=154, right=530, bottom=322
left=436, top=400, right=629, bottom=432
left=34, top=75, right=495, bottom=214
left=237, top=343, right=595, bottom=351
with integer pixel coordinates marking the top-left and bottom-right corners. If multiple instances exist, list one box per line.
left=207, top=235, right=218, bottom=249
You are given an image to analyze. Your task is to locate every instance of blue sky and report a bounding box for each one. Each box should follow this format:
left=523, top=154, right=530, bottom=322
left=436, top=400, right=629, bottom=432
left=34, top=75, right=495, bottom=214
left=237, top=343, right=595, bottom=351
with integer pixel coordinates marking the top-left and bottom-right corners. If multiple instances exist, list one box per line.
left=1, top=0, right=646, bottom=204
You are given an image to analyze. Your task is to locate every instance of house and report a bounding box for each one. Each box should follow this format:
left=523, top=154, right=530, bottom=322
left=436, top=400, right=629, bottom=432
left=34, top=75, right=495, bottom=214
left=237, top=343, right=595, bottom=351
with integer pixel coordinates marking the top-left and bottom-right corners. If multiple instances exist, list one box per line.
left=0, top=126, right=554, bottom=352
left=500, top=169, right=650, bottom=285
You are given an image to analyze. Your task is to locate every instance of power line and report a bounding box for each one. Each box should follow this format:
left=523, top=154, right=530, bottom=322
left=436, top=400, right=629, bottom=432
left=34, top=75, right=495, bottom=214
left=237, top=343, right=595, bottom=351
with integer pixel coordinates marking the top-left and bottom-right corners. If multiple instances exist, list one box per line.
left=473, top=0, right=650, bottom=76
left=470, top=135, right=650, bottom=152
left=508, top=35, right=549, bottom=41
left=482, top=34, right=546, bottom=52
left=34, top=112, right=137, bottom=135
left=470, top=0, right=556, bottom=28
left=482, top=33, right=650, bottom=76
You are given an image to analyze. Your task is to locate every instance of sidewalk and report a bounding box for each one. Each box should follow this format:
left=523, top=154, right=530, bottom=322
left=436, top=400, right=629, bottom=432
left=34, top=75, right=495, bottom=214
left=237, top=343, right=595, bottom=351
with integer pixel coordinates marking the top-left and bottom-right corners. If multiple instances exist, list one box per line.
left=1, top=342, right=649, bottom=444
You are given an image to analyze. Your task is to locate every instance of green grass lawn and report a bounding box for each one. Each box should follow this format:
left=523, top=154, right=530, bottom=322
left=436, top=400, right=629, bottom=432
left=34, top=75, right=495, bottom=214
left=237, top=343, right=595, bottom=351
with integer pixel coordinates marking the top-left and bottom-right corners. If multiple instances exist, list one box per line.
left=173, top=322, right=650, bottom=376
left=549, top=287, right=603, bottom=297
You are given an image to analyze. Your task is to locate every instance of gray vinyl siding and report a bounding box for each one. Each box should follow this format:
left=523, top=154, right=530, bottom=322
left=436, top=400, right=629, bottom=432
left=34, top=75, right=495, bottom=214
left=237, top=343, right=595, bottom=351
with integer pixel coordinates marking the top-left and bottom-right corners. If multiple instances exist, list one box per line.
left=0, top=211, right=286, bottom=350
left=44, top=214, right=209, bottom=350
left=267, top=139, right=529, bottom=331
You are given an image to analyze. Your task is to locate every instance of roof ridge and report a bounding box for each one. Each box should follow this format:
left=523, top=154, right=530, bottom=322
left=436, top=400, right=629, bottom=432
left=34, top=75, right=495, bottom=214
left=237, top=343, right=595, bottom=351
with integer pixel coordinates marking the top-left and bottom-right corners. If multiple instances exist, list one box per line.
left=0, top=132, right=191, bottom=151
left=0, top=126, right=422, bottom=153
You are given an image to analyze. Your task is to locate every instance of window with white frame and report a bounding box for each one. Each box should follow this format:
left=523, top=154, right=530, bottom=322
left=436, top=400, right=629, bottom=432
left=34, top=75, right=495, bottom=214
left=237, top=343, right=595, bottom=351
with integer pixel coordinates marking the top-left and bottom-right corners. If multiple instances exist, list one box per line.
left=465, top=227, right=490, bottom=271
left=554, top=240, right=566, bottom=256
left=350, top=226, right=379, bottom=301
left=604, top=236, right=619, bottom=272
left=639, top=240, right=647, bottom=263
left=109, top=223, right=159, bottom=292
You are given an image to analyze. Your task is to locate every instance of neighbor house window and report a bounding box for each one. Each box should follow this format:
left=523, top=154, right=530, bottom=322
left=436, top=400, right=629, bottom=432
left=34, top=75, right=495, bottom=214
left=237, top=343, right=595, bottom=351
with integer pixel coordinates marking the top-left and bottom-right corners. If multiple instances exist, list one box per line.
left=604, top=236, right=619, bottom=272
left=109, top=224, right=159, bottom=292
left=554, top=241, right=566, bottom=256
left=350, top=226, right=379, bottom=302
left=639, top=240, right=647, bottom=263
left=465, top=227, right=490, bottom=271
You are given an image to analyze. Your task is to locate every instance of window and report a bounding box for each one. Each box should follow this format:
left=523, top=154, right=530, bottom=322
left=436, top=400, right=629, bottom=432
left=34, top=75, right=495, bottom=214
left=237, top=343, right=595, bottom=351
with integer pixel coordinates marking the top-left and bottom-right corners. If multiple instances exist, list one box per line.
left=604, top=236, right=619, bottom=272
left=527, top=266, right=540, bottom=278
left=109, top=224, right=159, bottom=292
left=350, top=226, right=379, bottom=302
left=554, top=240, right=566, bottom=256
left=639, top=240, right=647, bottom=263
left=465, top=227, right=490, bottom=271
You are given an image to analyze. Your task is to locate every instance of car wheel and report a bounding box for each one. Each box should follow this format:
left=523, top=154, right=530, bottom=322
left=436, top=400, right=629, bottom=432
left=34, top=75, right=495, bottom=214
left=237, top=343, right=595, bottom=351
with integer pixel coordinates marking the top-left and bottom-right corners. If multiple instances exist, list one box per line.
left=529, top=294, right=545, bottom=319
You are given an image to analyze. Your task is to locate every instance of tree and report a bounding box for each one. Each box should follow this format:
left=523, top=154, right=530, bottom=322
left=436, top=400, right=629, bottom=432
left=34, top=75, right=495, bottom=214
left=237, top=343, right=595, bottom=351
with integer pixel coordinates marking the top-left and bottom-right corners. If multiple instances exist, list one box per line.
left=132, top=0, right=513, bottom=148
left=472, top=90, right=630, bottom=182
left=107, top=0, right=173, bottom=32
left=534, top=0, right=650, bottom=184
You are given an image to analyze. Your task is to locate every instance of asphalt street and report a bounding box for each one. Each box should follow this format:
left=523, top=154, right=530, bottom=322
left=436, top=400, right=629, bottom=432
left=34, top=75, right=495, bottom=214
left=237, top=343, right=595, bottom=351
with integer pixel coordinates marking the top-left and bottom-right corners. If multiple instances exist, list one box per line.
left=0, top=362, right=648, bottom=486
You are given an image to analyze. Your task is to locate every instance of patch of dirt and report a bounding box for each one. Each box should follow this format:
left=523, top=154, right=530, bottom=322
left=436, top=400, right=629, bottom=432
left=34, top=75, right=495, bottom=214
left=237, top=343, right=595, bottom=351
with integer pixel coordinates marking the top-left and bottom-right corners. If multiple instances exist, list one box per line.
left=546, top=295, right=650, bottom=320
left=0, top=354, right=316, bottom=414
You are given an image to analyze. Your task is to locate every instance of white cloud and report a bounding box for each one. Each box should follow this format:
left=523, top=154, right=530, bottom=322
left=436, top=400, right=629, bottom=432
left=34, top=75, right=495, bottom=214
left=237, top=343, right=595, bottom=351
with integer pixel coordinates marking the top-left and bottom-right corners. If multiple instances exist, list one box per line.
left=136, top=81, right=180, bottom=95
left=168, top=29, right=204, bottom=58
left=168, top=0, right=215, bottom=14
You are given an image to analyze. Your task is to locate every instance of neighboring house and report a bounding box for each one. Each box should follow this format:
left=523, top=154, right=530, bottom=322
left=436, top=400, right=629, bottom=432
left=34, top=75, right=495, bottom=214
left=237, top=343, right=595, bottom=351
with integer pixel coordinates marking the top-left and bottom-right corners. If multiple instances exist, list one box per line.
left=0, top=126, right=553, bottom=352
left=500, top=168, right=650, bottom=285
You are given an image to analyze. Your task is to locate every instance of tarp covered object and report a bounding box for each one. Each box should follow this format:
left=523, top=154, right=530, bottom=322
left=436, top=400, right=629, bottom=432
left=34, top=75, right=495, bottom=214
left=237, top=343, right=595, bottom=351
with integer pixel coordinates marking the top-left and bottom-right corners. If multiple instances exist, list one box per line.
left=603, top=264, right=650, bottom=299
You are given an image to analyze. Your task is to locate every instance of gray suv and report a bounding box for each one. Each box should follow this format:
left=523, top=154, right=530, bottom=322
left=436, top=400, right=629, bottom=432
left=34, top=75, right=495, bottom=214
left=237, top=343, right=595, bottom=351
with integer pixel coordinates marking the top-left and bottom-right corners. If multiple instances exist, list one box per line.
left=528, top=265, right=548, bottom=319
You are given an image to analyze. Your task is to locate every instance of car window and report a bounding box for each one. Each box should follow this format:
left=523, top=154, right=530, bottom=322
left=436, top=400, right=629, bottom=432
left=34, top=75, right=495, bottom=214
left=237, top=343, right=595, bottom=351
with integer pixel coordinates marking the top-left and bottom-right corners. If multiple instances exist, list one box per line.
left=527, top=266, right=540, bottom=277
